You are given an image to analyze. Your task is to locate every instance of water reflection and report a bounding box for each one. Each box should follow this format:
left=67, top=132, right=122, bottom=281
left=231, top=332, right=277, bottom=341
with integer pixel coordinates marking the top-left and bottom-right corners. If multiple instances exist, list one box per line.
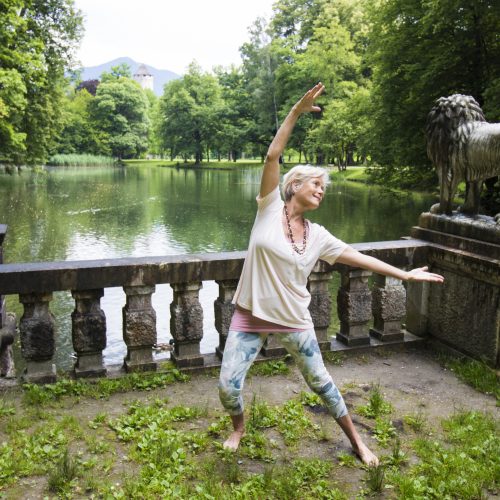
left=0, top=165, right=435, bottom=369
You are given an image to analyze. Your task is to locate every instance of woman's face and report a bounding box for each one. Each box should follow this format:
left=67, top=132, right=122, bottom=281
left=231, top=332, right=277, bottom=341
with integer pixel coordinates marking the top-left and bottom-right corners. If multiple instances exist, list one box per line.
left=294, top=176, right=325, bottom=210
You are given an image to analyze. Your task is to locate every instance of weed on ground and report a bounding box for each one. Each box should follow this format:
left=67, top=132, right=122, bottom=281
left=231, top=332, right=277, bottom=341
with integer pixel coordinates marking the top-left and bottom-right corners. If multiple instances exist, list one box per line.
left=0, top=351, right=497, bottom=498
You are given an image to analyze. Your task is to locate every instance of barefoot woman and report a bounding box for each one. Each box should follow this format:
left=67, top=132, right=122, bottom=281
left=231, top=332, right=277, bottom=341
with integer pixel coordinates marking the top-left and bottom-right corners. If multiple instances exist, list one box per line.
left=218, top=83, right=444, bottom=465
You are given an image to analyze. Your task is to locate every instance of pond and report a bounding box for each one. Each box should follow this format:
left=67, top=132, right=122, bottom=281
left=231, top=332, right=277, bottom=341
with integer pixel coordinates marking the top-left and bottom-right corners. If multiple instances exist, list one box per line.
left=0, top=165, right=436, bottom=370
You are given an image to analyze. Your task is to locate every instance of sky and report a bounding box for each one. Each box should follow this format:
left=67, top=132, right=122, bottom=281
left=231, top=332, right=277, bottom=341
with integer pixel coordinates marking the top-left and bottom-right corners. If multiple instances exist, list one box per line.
left=73, top=0, right=276, bottom=74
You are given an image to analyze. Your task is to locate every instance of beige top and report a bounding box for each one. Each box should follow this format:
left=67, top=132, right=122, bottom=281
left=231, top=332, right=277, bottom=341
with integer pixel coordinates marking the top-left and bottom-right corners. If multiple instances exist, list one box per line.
left=233, top=187, right=348, bottom=329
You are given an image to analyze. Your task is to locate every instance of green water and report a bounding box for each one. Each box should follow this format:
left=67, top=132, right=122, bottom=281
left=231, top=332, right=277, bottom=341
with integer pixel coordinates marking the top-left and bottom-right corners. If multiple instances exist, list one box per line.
left=0, top=165, right=435, bottom=369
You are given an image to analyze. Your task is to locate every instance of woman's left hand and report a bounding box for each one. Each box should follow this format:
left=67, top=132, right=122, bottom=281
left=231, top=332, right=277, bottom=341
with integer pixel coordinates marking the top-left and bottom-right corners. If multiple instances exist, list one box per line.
left=406, top=266, right=444, bottom=283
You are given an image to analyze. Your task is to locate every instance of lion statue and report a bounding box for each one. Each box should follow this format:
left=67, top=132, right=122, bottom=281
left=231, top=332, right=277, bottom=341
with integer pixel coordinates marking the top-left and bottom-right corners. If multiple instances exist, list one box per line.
left=426, top=94, right=500, bottom=216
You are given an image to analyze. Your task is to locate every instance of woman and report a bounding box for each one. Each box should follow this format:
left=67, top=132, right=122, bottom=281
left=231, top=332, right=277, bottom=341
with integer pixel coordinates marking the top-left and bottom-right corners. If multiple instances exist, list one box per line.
left=218, top=83, right=444, bottom=466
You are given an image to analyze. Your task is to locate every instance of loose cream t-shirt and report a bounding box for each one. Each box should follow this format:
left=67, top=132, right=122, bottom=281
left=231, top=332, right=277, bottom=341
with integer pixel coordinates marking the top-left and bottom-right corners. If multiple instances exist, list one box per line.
left=232, top=187, right=348, bottom=329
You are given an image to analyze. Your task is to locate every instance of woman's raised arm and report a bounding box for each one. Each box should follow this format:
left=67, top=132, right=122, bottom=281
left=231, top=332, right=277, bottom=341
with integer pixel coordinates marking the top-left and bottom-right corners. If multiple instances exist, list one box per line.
left=259, top=83, right=325, bottom=198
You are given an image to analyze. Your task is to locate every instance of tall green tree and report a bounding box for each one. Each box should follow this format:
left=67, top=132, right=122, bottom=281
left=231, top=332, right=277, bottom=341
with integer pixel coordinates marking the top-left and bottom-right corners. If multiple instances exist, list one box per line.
left=56, top=88, right=103, bottom=154
left=0, top=0, right=83, bottom=164
left=90, top=77, right=150, bottom=159
left=156, top=63, right=224, bottom=163
left=214, top=66, right=254, bottom=160
left=366, top=0, right=500, bottom=186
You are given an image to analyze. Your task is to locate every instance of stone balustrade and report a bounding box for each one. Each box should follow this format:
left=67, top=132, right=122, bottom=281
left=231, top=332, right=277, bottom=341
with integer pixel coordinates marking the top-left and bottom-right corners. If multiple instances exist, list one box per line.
left=0, top=239, right=432, bottom=383
left=1, top=218, right=498, bottom=383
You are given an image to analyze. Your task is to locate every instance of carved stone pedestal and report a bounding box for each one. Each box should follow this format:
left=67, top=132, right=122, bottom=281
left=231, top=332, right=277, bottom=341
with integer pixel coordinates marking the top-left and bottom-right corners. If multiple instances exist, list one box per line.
left=19, top=292, right=56, bottom=383
left=370, top=275, right=406, bottom=342
left=170, top=282, right=204, bottom=368
left=72, top=289, right=107, bottom=378
left=411, top=212, right=500, bottom=366
left=336, top=267, right=372, bottom=346
left=123, top=285, right=157, bottom=372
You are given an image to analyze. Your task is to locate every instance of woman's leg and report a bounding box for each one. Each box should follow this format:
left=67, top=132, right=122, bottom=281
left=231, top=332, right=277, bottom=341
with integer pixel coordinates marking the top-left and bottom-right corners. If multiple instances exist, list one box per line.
left=218, top=330, right=267, bottom=450
left=279, top=330, right=378, bottom=465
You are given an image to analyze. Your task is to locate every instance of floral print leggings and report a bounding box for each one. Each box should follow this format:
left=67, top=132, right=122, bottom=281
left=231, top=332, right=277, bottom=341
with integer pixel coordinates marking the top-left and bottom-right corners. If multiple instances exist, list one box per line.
left=218, top=329, right=348, bottom=419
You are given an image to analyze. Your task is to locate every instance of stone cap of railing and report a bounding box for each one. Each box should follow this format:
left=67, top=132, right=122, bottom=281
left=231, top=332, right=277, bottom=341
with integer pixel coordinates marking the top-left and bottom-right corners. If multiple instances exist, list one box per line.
left=0, top=240, right=431, bottom=295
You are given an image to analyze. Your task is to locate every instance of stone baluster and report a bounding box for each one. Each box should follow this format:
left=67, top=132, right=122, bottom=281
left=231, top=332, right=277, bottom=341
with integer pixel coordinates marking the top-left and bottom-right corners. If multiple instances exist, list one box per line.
left=336, top=267, right=372, bottom=346
left=170, top=281, right=204, bottom=368
left=261, top=333, right=287, bottom=357
left=308, top=269, right=334, bottom=350
left=214, top=279, right=238, bottom=359
left=71, top=289, right=107, bottom=378
left=370, top=275, right=406, bottom=342
left=19, top=292, right=56, bottom=383
left=123, top=285, right=157, bottom=372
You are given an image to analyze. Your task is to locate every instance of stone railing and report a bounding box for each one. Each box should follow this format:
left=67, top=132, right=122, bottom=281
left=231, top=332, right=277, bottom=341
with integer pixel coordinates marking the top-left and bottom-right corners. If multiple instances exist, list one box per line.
left=0, top=234, right=432, bottom=383
left=2, top=212, right=499, bottom=383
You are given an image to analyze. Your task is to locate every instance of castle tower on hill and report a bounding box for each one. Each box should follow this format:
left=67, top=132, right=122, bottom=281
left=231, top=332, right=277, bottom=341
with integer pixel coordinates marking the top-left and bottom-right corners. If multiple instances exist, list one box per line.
left=133, top=63, right=154, bottom=91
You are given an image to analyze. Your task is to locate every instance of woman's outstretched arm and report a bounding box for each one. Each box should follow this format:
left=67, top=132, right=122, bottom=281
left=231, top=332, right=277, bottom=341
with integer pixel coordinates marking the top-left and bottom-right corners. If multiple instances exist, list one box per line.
left=259, top=83, right=325, bottom=198
left=337, top=247, right=444, bottom=283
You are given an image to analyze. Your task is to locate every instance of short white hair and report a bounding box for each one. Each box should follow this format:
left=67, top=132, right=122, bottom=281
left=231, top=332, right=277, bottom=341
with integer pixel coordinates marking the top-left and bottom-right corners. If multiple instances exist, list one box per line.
left=282, top=164, right=330, bottom=201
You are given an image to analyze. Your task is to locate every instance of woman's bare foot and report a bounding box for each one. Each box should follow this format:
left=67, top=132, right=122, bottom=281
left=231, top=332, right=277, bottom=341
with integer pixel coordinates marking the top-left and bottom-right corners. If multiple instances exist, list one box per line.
left=353, top=442, right=379, bottom=466
left=223, top=430, right=245, bottom=451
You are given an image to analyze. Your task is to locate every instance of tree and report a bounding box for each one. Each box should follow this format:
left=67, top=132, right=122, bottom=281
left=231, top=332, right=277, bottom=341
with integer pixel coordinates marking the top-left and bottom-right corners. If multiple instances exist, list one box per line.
left=55, top=88, right=104, bottom=155
left=0, top=0, right=83, bottom=164
left=156, top=63, right=224, bottom=163
left=366, top=0, right=500, bottom=186
left=90, top=77, right=150, bottom=159
left=214, top=66, right=254, bottom=160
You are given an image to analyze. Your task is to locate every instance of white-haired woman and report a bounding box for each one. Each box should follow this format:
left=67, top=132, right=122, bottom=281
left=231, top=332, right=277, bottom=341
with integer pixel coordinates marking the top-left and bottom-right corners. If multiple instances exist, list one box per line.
left=218, top=83, right=444, bottom=465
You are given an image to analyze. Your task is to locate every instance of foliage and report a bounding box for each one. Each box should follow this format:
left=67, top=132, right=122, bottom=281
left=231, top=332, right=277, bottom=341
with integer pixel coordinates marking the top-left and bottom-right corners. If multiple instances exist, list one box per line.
left=156, top=62, right=225, bottom=163
left=366, top=0, right=500, bottom=185
left=388, top=411, right=499, bottom=499
left=47, top=153, right=117, bottom=166
left=440, top=356, right=500, bottom=403
left=372, top=417, right=397, bottom=447
left=22, top=369, right=188, bottom=405
left=47, top=447, right=79, bottom=494
left=248, top=358, right=290, bottom=376
left=356, top=383, right=393, bottom=418
left=0, top=0, right=83, bottom=164
left=89, top=76, right=150, bottom=159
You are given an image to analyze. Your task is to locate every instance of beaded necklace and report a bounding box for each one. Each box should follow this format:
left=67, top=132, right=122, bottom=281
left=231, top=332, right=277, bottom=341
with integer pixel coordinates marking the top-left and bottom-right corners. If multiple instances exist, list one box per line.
left=283, top=204, right=307, bottom=255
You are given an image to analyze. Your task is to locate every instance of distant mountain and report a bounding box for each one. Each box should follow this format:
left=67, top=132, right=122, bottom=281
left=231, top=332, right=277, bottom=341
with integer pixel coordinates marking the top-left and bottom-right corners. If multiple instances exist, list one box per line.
left=78, top=57, right=180, bottom=96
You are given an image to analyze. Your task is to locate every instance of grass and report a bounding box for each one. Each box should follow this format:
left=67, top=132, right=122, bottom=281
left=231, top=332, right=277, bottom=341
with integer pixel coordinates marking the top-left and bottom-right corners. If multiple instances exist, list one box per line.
left=329, top=166, right=369, bottom=182
left=22, top=366, right=188, bottom=405
left=355, top=383, right=393, bottom=418
left=440, top=355, right=500, bottom=404
left=0, top=355, right=497, bottom=498
left=47, top=154, right=117, bottom=166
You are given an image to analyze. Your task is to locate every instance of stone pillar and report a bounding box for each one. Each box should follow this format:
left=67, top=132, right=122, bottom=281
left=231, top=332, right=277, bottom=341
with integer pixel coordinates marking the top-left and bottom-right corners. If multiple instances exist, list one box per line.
left=123, top=285, right=157, bottom=372
left=71, top=289, right=107, bottom=378
left=370, top=275, right=406, bottom=342
left=214, top=279, right=238, bottom=359
left=19, top=292, right=56, bottom=383
left=336, top=267, right=372, bottom=346
left=170, top=282, right=204, bottom=368
left=308, top=270, right=334, bottom=350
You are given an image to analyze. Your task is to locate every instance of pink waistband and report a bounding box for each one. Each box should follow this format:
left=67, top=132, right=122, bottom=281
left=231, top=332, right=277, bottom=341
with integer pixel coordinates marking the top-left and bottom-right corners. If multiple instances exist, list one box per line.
left=229, top=307, right=306, bottom=333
